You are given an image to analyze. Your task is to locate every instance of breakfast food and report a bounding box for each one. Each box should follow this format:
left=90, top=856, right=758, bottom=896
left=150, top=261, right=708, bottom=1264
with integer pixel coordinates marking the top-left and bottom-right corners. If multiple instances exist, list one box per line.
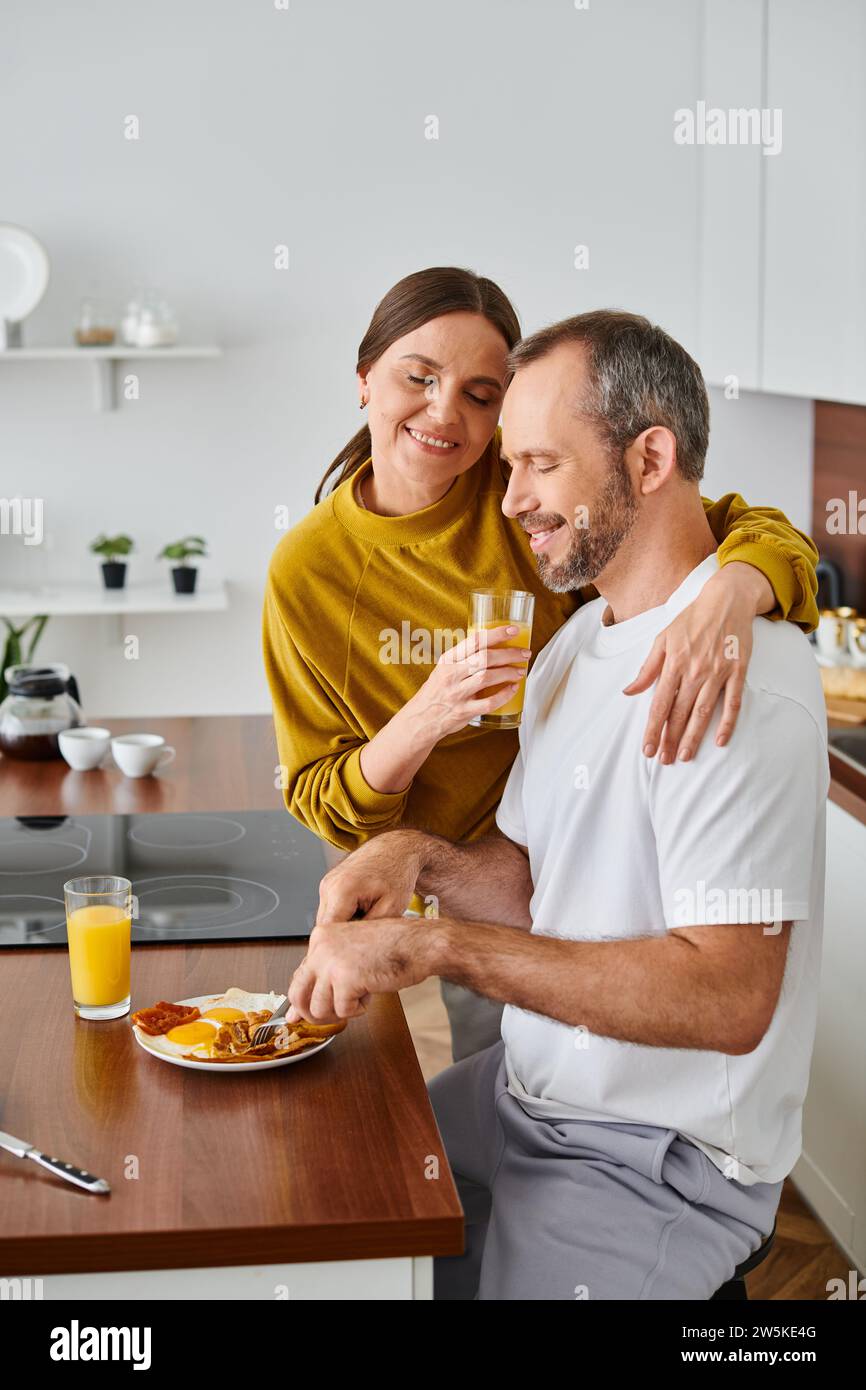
left=131, top=1000, right=201, bottom=1035
left=199, top=986, right=286, bottom=1018
left=132, top=986, right=346, bottom=1064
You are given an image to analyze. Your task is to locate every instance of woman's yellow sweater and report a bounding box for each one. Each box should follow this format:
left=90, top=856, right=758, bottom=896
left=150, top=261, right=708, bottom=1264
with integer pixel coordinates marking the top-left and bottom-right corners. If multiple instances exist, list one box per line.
left=262, top=437, right=818, bottom=851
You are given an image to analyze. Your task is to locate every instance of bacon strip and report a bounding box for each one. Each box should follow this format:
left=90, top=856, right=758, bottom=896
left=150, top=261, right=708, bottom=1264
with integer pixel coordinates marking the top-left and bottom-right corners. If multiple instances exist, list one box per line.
left=131, top=1000, right=201, bottom=1036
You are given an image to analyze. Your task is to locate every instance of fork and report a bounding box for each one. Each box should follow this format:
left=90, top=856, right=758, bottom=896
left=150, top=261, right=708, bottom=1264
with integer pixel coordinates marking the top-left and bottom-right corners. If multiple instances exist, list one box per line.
left=251, top=995, right=292, bottom=1047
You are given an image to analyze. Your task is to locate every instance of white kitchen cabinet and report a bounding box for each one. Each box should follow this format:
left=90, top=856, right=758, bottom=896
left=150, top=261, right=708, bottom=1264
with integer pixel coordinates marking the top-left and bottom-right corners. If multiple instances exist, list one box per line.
left=762, top=0, right=866, bottom=404
left=31, top=1256, right=432, bottom=1301
left=697, top=0, right=765, bottom=392
left=794, top=798, right=866, bottom=1272
left=698, top=0, right=866, bottom=406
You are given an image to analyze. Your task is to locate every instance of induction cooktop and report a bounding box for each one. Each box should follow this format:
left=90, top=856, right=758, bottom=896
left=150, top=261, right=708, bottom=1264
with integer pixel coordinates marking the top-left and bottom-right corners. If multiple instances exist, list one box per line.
left=0, top=810, right=328, bottom=947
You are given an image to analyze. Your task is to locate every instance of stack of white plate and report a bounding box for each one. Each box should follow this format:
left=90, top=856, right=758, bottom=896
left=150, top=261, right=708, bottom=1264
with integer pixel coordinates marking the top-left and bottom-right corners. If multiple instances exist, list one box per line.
left=0, top=224, right=50, bottom=347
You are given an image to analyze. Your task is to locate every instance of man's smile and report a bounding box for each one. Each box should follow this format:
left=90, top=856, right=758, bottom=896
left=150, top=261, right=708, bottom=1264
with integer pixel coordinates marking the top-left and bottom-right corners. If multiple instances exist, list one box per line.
left=525, top=522, right=567, bottom=550
left=524, top=520, right=567, bottom=552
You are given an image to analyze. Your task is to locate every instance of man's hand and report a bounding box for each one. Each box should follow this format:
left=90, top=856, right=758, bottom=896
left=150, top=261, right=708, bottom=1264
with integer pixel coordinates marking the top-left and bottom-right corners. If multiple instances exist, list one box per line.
left=287, top=916, right=436, bottom=1023
left=316, top=830, right=427, bottom=926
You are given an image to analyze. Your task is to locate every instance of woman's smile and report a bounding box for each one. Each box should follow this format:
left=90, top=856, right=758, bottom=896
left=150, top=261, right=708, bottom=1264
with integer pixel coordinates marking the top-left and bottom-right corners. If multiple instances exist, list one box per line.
left=404, top=424, right=462, bottom=454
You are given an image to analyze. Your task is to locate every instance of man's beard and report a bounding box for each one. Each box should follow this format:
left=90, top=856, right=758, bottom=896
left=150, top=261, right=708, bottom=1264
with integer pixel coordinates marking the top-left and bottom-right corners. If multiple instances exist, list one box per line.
left=535, top=453, right=638, bottom=593
left=517, top=450, right=633, bottom=592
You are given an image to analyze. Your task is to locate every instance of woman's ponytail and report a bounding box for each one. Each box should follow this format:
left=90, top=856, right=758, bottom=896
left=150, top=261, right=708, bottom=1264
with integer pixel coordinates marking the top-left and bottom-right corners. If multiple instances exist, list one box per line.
left=314, top=424, right=372, bottom=505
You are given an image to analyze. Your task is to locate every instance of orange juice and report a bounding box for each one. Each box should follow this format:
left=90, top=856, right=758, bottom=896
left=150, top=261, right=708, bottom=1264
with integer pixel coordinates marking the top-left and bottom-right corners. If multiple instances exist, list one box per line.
left=67, top=904, right=131, bottom=1007
left=468, top=619, right=532, bottom=719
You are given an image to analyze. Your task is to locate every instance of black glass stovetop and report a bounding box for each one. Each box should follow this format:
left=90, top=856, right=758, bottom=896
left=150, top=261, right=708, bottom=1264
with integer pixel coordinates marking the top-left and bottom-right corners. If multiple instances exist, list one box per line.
left=0, top=810, right=328, bottom=947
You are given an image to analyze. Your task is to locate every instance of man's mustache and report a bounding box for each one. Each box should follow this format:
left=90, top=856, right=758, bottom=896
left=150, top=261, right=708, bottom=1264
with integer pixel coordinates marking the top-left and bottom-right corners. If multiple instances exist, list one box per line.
left=518, top=512, right=567, bottom=532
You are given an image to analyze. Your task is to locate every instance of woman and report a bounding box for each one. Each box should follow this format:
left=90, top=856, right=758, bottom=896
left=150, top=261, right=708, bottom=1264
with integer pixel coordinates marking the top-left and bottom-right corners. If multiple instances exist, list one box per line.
left=262, top=267, right=818, bottom=1057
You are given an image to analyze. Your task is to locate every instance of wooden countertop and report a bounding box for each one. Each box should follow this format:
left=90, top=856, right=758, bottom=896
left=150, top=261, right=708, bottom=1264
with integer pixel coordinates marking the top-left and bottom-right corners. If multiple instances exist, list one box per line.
left=3, top=709, right=862, bottom=828
left=0, top=715, right=284, bottom=819
left=0, top=715, right=463, bottom=1275
left=828, top=744, right=866, bottom=826
left=826, top=705, right=866, bottom=828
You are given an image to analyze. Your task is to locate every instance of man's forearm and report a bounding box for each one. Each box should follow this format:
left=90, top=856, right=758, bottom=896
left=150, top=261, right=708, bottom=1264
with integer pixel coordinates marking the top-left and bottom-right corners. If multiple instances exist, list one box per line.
left=407, top=829, right=533, bottom=929
left=423, top=918, right=765, bottom=1054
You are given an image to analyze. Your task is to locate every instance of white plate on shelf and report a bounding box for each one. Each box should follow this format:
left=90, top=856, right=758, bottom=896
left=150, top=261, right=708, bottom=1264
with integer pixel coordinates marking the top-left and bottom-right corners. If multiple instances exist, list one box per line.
left=0, top=224, right=50, bottom=322
left=131, top=994, right=336, bottom=1073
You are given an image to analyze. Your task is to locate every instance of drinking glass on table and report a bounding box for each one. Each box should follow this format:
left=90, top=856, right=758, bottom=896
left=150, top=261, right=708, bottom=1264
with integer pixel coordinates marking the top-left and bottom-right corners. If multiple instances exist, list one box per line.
left=467, top=589, right=535, bottom=730
left=63, top=876, right=132, bottom=1020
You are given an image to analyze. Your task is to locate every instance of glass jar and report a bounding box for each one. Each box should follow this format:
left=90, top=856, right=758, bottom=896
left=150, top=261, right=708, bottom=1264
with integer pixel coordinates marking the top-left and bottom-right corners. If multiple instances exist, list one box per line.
left=0, top=664, right=83, bottom=760
left=75, top=297, right=115, bottom=347
left=134, top=290, right=178, bottom=347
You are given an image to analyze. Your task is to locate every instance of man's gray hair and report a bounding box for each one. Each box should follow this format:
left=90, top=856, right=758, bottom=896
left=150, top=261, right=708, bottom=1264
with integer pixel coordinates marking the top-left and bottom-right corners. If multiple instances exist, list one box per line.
left=505, top=309, right=709, bottom=482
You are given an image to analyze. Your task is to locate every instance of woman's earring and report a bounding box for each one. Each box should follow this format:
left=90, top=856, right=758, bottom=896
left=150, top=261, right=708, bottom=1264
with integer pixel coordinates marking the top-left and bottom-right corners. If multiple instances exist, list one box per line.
left=359, top=396, right=367, bottom=409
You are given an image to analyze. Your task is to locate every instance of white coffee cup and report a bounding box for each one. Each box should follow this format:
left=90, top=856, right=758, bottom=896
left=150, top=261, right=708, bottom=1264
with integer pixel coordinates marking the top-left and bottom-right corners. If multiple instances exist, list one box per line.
left=816, top=608, right=854, bottom=662
left=848, top=618, right=866, bottom=669
left=111, top=733, right=176, bottom=778
left=59, top=726, right=112, bottom=771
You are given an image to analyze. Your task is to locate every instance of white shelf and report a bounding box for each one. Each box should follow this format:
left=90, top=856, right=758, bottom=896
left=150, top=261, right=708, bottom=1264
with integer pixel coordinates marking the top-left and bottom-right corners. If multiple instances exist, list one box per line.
left=0, top=580, right=228, bottom=617
left=0, top=346, right=222, bottom=359
left=0, top=344, right=222, bottom=410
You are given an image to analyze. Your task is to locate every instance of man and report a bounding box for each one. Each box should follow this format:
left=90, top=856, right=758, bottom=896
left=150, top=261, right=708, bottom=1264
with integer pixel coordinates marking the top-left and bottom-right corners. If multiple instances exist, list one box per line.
left=287, top=310, right=829, bottom=1300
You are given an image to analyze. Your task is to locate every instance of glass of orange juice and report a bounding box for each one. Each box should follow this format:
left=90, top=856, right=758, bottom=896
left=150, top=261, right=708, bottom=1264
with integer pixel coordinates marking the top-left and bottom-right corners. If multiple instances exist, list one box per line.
left=467, top=589, right=535, bottom=729
left=63, top=876, right=132, bottom=1020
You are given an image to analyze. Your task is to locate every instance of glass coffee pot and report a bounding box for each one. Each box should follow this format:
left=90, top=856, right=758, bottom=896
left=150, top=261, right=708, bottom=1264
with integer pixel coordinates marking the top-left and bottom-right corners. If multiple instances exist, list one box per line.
left=0, top=664, right=83, bottom=760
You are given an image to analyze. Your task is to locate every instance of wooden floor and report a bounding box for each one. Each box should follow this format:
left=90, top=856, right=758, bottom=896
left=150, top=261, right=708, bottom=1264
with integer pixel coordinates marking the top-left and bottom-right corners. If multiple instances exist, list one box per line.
left=400, top=978, right=855, bottom=1300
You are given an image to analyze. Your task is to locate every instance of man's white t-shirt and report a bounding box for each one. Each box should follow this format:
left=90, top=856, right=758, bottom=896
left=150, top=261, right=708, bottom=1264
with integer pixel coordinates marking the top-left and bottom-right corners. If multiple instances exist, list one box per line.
left=495, top=553, right=829, bottom=1185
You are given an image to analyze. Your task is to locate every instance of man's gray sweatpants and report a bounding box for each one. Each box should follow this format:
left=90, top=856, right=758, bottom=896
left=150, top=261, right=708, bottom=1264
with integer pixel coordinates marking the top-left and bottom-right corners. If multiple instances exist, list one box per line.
left=429, top=1039, right=784, bottom=1301
left=439, top=980, right=505, bottom=1061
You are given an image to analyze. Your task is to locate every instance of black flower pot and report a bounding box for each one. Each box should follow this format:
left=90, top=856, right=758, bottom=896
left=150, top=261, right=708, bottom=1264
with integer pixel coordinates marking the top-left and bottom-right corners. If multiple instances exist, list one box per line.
left=101, top=561, right=127, bottom=590
left=171, top=565, right=198, bottom=594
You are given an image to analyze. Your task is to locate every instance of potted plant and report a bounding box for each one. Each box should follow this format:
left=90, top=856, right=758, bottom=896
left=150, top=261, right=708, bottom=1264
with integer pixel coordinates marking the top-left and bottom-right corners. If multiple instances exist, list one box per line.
left=90, top=534, right=134, bottom=590
left=158, top=535, right=207, bottom=594
left=0, top=615, right=49, bottom=704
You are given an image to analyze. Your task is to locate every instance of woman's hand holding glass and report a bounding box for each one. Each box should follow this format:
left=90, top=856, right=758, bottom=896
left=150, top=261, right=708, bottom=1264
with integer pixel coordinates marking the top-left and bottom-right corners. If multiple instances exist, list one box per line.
left=406, top=624, right=531, bottom=743
left=358, top=625, right=531, bottom=797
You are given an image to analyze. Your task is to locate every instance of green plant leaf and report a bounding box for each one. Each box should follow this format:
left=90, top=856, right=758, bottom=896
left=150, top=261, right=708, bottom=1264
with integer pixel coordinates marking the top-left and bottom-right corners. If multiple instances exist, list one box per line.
left=158, top=535, right=208, bottom=563
left=0, top=615, right=50, bottom=703
left=90, top=533, right=134, bottom=559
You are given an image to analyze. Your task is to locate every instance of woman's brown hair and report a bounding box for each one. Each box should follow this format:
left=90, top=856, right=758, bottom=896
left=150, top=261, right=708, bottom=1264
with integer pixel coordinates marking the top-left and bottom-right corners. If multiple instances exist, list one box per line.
left=314, top=266, right=522, bottom=504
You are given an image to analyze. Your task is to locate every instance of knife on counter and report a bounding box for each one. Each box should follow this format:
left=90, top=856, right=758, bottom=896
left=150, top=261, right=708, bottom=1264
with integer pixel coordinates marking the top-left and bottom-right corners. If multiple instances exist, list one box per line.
left=0, top=1129, right=110, bottom=1194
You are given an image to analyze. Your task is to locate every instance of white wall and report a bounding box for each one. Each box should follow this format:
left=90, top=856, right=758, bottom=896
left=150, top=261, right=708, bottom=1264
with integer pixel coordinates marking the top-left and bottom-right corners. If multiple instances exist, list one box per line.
left=1, top=0, right=814, bottom=718
left=704, top=387, right=813, bottom=531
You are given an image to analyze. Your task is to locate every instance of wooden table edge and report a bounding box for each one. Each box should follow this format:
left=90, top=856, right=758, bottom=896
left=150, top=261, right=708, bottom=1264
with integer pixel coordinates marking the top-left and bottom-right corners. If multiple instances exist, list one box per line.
left=0, top=1211, right=465, bottom=1277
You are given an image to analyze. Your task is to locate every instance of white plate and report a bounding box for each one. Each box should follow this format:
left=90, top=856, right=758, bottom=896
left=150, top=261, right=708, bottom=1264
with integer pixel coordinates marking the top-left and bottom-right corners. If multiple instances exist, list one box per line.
left=132, top=994, right=336, bottom=1073
left=0, top=224, right=50, bottom=322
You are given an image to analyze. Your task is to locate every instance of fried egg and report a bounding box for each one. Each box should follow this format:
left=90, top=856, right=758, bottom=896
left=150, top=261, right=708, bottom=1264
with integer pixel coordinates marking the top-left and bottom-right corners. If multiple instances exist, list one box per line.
left=199, top=987, right=285, bottom=1016
left=144, top=1017, right=222, bottom=1058
left=136, top=988, right=286, bottom=1060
